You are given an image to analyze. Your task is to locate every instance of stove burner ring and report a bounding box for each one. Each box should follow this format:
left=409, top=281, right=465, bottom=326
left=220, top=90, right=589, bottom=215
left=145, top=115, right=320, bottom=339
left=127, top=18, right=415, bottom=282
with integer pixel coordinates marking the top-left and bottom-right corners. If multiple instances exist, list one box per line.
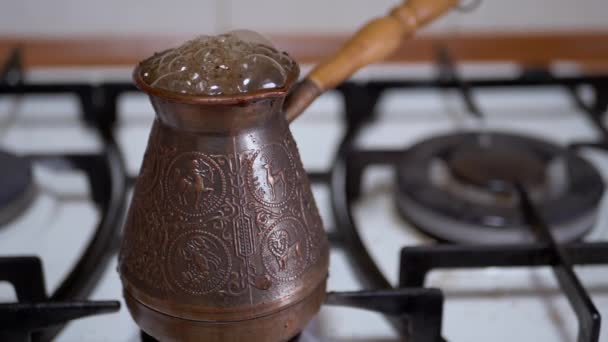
left=0, top=150, right=35, bottom=226
left=396, top=132, right=604, bottom=244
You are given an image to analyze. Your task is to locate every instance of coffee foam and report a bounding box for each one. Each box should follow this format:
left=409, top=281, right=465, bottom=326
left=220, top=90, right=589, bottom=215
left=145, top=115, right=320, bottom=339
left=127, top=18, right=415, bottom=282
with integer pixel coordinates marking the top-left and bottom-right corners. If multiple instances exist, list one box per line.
left=139, top=30, right=296, bottom=96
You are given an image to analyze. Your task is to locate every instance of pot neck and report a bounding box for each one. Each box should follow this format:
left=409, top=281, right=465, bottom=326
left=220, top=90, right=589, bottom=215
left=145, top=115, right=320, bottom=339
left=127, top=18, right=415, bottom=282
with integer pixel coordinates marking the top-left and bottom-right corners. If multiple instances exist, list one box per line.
left=150, top=95, right=285, bottom=134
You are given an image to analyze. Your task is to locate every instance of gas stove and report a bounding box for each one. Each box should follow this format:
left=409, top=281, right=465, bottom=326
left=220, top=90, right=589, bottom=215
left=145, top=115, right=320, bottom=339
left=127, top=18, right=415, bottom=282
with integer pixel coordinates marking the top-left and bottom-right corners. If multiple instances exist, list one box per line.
left=1, top=46, right=608, bottom=341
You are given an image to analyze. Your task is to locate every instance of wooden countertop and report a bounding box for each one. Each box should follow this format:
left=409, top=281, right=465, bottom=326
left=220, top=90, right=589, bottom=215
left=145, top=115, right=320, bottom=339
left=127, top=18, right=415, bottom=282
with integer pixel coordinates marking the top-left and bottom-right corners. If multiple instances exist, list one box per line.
left=1, top=31, right=607, bottom=70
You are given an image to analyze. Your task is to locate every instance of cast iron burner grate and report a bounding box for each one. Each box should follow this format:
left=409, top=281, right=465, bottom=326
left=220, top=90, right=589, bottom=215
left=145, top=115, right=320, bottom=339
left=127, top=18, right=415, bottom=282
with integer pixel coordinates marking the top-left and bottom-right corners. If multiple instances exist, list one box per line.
left=0, top=257, right=120, bottom=341
left=0, top=145, right=127, bottom=342
left=0, top=48, right=127, bottom=341
left=396, top=131, right=604, bottom=244
left=0, top=150, right=36, bottom=227
left=327, top=47, right=608, bottom=342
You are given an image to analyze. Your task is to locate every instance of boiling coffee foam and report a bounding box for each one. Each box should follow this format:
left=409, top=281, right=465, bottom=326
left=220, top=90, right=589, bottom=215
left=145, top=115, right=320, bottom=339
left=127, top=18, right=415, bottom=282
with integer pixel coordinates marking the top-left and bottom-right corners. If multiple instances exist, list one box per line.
left=140, top=30, right=296, bottom=96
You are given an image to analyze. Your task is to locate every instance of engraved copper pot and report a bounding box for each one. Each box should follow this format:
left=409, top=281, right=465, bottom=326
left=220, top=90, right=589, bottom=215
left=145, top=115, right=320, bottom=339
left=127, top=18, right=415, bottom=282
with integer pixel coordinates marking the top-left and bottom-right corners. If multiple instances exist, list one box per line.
left=120, top=2, right=457, bottom=340
left=119, top=59, right=329, bottom=342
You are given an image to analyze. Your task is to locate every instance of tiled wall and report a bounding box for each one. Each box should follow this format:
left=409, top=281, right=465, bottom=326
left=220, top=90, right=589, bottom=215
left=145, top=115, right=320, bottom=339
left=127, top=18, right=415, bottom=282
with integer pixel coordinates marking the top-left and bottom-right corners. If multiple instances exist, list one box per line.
left=1, top=0, right=607, bottom=36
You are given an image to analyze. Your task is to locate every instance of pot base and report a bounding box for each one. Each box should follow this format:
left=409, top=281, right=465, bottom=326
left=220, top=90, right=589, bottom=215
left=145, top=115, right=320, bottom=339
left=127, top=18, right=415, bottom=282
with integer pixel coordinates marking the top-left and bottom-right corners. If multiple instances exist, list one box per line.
left=124, top=279, right=326, bottom=342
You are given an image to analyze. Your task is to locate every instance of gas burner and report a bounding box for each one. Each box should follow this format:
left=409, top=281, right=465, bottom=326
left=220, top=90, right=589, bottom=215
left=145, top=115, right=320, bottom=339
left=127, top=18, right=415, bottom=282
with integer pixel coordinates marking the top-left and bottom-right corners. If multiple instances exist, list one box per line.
left=0, top=150, right=35, bottom=226
left=396, top=132, right=605, bottom=244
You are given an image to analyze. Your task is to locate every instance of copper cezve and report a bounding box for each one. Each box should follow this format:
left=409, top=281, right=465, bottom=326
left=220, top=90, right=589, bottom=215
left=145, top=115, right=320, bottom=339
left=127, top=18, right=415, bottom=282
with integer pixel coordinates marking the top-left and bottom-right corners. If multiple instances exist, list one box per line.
left=119, top=0, right=457, bottom=341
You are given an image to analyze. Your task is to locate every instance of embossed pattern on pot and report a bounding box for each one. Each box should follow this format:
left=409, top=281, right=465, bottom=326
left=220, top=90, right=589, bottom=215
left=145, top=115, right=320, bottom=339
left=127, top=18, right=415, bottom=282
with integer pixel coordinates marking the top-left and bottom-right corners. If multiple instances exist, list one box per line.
left=119, top=115, right=329, bottom=328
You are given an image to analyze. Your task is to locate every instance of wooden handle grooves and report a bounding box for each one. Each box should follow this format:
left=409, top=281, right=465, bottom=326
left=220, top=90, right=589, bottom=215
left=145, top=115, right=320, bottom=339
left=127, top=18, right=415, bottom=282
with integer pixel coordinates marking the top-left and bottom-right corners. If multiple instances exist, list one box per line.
left=285, top=0, right=458, bottom=122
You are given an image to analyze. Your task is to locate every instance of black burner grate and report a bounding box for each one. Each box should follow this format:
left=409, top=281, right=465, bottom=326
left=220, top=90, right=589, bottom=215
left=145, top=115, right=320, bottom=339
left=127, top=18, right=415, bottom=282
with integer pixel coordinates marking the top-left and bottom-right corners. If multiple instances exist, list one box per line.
left=0, top=257, right=120, bottom=342
left=328, top=48, right=608, bottom=342
left=0, top=48, right=127, bottom=342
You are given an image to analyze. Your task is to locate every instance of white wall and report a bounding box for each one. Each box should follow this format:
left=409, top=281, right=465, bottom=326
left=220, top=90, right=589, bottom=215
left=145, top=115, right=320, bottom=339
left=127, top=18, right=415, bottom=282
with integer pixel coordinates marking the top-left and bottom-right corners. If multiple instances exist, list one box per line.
left=0, top=0, right=607, bottom=36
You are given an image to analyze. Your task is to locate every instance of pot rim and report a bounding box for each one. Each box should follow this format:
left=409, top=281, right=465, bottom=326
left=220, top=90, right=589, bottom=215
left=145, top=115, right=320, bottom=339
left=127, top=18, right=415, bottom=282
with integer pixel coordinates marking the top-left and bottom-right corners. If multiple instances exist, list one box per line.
left=132, top=53, right=300, bottom=106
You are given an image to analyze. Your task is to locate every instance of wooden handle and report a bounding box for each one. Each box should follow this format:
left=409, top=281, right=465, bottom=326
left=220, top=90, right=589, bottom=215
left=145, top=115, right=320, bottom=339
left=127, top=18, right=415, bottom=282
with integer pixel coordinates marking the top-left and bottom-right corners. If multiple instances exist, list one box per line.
left=285, top=0, right=458, bottom=122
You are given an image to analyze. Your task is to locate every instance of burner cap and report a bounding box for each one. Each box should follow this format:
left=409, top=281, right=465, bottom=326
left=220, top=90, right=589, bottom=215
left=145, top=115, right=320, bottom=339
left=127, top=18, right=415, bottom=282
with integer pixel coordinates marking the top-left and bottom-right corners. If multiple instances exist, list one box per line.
left=0, top=150, right=35, bottom=226
left=396, top=132, right=604, bottom=244
left=446, top=141, right=546, bottom=193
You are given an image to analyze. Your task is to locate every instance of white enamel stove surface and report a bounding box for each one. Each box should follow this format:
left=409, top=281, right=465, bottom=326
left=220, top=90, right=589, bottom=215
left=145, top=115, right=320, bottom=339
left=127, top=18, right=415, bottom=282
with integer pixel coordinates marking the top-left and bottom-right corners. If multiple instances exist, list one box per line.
left=0, top=64, right=607, bottom=342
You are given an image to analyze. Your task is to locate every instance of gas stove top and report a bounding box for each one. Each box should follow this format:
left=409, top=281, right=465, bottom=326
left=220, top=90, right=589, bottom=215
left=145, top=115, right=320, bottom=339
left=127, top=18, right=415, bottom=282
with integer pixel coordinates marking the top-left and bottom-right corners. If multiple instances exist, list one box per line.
left=1, top=47, right=608, bottom=341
